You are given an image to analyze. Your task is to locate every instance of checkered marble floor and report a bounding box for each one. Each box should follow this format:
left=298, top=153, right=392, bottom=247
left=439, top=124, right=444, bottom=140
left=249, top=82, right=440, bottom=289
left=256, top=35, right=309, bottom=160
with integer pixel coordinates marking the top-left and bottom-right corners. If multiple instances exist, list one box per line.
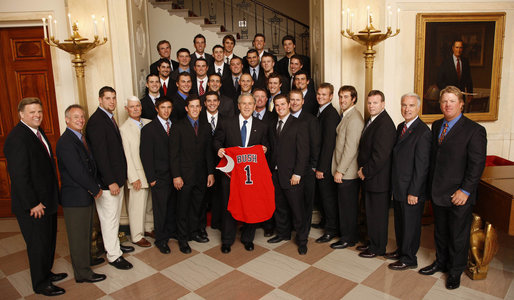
left=1, top=212, right=514, bottom=300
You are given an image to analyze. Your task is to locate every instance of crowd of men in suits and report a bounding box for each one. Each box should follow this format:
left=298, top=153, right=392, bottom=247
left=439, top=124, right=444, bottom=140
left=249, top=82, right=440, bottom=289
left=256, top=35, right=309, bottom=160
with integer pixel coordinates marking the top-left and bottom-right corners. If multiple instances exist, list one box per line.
left=3, top=31, right=487, bottom=296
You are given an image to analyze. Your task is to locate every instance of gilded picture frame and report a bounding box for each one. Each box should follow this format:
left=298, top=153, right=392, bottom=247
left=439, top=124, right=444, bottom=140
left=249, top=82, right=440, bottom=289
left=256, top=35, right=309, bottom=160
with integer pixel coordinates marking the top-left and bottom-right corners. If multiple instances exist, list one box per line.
left=415, top=13, right=505, bottom=123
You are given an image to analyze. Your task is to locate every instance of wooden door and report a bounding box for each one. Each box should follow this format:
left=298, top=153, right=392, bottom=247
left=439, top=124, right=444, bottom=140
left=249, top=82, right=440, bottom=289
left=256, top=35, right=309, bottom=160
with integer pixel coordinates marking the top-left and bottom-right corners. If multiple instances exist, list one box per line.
left=0, top=27, right=61, bottom=217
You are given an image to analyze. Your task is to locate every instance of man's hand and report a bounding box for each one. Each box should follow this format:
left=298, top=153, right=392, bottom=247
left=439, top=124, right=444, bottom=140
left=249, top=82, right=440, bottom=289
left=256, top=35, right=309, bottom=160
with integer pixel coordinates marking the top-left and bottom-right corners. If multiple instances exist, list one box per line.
left=150, top=180, right=156, bottom=187
left=109, top=183, right=120, bottom=196
left=262, top=146, right=267, bottom=154
left=315, top=171, right=324, bottom=179
left=173, top=177, right=184, bottom=190
left=334, top=172, right=343, bottom=183
left=451, top=189, right=469, bottom=206
left=290, top=174, right=301, bottom=186
left=407, top=194, right=418, bottom=205
left=207, top=174, right=215, bottom=187
left=218, top=148, right=226, bottom=158
left=357, top=167, right=365, bottom=180
left=132, top=179, right=142, bottom=191
left=30, top=203, right=46, bottom=219
left=94, top=190, right=103, bottom=200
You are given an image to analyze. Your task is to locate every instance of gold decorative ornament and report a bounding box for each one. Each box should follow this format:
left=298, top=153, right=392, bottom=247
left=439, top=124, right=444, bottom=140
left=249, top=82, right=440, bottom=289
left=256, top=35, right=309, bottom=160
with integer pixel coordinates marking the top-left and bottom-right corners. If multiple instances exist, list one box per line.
left=466, top=213, right=499, bottom=280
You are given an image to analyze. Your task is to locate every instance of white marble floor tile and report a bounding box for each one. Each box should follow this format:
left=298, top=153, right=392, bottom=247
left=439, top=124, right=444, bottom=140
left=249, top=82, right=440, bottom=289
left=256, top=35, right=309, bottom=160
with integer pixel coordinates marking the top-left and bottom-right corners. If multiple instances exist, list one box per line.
left=261, top=288, right=302, bottom=300
left=342, top=284, right=400, bottom=300
left=7, top=269, right=33, bottom=297
left=179, top=292, right=206, bottom=300
left=0, top=234, right=26, bottom=257
left=424, top=278, right=503, bottom=300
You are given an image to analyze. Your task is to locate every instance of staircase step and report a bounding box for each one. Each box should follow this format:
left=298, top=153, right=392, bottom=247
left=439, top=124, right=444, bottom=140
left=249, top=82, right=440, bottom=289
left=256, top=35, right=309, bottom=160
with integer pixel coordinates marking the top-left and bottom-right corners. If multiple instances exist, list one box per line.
left=184, top=16, right=209, bottom=25
left=168, top=8, right=191, bottom=18
left=150, top=0, right=172, bottom=10
left=200, top=24, right=223, bottom=33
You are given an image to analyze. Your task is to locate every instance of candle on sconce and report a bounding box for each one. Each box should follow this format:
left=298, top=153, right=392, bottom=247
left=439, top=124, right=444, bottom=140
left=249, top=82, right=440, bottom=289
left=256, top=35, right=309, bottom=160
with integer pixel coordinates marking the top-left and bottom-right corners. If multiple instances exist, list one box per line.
left=367, top=6, right=370, bottom=28
left=54, top=20, right=58, bottom=40
left=67, top=13, right=73, bottom=35
left=342, top=10, right=345, bottom=31
left=346, top=8, right=350, bottom=31
left=42, top=18, right=47, bottom=39
left=48, top=15, right=53, bottom=37
left=102, top=17, right=106, bottom=38
left=92, top=15, right=98, bottom=36
left=386, top=6, right=391, bottom=28
left=397, top=8, right=401, bottom=30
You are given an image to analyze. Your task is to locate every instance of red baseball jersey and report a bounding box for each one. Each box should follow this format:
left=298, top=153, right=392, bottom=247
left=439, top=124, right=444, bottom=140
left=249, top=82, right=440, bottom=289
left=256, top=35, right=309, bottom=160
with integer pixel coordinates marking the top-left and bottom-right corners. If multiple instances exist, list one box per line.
left=217, top=145, right=275, bottom=223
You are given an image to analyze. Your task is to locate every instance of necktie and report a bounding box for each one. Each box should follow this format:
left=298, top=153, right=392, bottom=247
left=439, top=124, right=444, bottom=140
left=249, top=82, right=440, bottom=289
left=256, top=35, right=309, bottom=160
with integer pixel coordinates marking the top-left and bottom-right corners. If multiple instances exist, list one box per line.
left=226, top=57, right=229, bottom=64
left=268, top=97, right=274, bottom=112
left=194, top=121, right=198, bottom=136
left=81, top=135, right=91, bottom=154
left=287, top=58, right=292, bottom=76
left=210, top=116, right=216, bottom=135
left=139, top=121, right=144, bottom=129
left=166, top=120, right=170, bottom=136
left=317, top=109, right=321, bottom=118
left=199, top=80, right=205, bottom=96
left=276, top=120, right=283, bottom=137
left=439, top=122, right=449, bottom=144
left=456, top=58, right=461, bottom=80
left=252, top=69, right=257, bottom=81
left=400, top=123, right=407, bottom=137
left=37, top=130, right=51, bottom=157
left=217, top=67, right=222, bottom=75
left=163, top=82, right=167, bottom=95
left=241, top=120, right=247, bottom=147
left=234, top=76, right=239, bottom=89
left=111, top=116, right=120, bottom=133
left=363, top=119, right=371, bottom=132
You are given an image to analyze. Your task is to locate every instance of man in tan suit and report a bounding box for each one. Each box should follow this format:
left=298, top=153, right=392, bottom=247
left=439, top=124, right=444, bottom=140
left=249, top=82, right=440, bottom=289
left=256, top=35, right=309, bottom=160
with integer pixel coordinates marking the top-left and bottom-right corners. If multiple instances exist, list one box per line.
left=330, top=85, right=364, bottom=249
left=120, top=96, right=154, bottom=247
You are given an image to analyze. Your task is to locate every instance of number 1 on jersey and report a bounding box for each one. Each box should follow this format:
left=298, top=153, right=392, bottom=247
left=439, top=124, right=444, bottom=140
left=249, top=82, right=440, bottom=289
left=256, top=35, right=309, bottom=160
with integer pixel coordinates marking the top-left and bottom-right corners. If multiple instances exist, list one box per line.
left=244, top=165, right=253, bottom=185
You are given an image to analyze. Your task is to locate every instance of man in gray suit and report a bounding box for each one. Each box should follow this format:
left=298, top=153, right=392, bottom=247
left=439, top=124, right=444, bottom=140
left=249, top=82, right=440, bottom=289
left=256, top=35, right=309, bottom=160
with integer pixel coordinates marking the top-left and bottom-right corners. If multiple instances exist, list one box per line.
left=330, top=85, right=364, bottom=249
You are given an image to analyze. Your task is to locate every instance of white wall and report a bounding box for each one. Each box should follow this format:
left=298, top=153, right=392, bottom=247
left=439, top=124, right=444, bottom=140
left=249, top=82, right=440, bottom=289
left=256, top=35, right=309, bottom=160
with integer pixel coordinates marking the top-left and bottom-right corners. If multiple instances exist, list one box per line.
left=323, top=0, right=514, bottom=159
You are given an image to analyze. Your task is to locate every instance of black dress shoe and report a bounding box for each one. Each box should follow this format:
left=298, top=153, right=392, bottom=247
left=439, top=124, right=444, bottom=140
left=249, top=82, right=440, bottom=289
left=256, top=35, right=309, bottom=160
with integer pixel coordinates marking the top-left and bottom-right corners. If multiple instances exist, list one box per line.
left=109, top=256, right=133, bottom=270
left=384, top=250, right=400, bottom=260
left=156, top=242, right=171, bottom=254
left=35, top=284, right=65, bottom=296
left=267, top=235, right=290, bottom=243
left=298, top=245, right=308, bottom=255
left=446, top=274, right=461, bottom=290
left=419, top=262, right=447, bottom=275
left=264, top=228, right=274, bottom=237
left=221, top=244, right=231, bottom=253
left=199, top=228, right=208, bottom=239
left=49, top=272, right=68, bottom=282
left=179, top=241, right=192, bottom=254
left=356, top=244, right=369, bottom=251
left=388, top=260, right=417, bottom=271
left=120, top=244, right=135, bottom=253
left=192, top=234, right=209, bottom=243
left=330, top=241, right=355, bottom=249
left=90, top=257, right=105, bottom=266
left=76, top=273, right=107, bottom=283
left=315, top=234, right=335, bottom=243
left=243, top=242, right=254, bottom=251
left=358, top=249, right=379, bottom=258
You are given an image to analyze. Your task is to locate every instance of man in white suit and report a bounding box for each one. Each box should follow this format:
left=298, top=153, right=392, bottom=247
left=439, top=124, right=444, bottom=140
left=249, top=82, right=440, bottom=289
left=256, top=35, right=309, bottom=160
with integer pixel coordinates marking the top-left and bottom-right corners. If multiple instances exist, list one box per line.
left=330, top=85, right=364, bottom=249
left=120, top=96, right=154, bottom=247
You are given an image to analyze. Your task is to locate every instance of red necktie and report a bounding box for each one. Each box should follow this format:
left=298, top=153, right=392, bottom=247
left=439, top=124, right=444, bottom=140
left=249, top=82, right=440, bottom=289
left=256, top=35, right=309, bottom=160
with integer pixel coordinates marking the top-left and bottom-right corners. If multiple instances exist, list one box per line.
left=194, top=121, right=198, bottom=136
left=199, top=80, right=205, bottom=96
left=111, top=116, right=120, bottom=133
left=81, top=135, right=91, bottom=154
left=37, top=130, right=51, bottom=157
left=456, top=58, right=461, bottom=80
left=439, top=123, right=449, bottom=144
left=166, top=121, right=170, bottom=136
left=400, top=124, right=407, bottom=137
left=163, top=82, right=167, bottom=95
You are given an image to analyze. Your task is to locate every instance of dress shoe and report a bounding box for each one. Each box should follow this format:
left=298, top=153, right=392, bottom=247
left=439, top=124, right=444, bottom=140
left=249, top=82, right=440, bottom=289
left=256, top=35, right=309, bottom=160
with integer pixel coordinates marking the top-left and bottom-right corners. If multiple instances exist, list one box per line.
left=35, top=284, right=65, bottom=296
left=315, top=234, right=335, bottom=243
left=49, top=272, right=68, bottom=282
left=298, top=245, right=308, bottom=255
left=419, top=262, right=447, bottom=275
left=388, top=260, right=418, bottom=271
left=90, top=257, right=105, bottom=266
left=446, top=274, right=461, bottom=290
left=267, top=235, right=290, bottom=243
left=76, top=273, right=107, bottom=283
left=221, top=244, right=231, bottom=253
left=264, top=228, right=274, bottom=237
left=384, top=250, right=400, bottom=260
left=144, top=230, right=156, bottom=239
left=133, top=238, right=151, bottom=248
left=120, top=244, right=135, bottom=253
left=330, top=241, right=355, bottom=249
left=356, top=244, right=369, bottom=251
left=179, top=241, right=192, bottom=254
left=358, top=249, right=379, bottom=258
left=156, top=242, right=171, bottom=254
left=199, top=228, right=208, bottom=239
left=244, top=242, right=254, bottom=251
left=192, top=234, right=209, bottom=243
left=109, top=256, right=133, bottom=270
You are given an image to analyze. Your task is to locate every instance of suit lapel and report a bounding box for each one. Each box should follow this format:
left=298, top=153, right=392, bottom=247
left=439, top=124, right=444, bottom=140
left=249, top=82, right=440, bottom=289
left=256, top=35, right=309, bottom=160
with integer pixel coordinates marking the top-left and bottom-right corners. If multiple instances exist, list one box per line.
left=442, top=115, right=466, bottom=144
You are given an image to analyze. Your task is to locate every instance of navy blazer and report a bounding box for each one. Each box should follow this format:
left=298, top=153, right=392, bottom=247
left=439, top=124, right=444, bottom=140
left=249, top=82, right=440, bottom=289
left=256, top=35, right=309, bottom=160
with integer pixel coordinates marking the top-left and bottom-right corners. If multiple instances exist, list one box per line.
left=57, top=128, right=100, bottom=207
left=140, top=118, right=172, bottom=185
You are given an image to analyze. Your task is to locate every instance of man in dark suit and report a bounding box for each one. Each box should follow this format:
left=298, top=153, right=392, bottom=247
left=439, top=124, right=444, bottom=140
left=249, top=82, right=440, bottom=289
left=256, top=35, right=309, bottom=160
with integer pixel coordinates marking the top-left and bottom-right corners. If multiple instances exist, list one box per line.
left=253, top=88, right=277, bottom=125
left=266, top=73, right=283, bottom=113
left=156, top=59, right=175, bottom=98
left=290, top=89, right=320, bottom=235
left=221, top=56, right=244, bottom=106
left=266, top=94, right=309, bottom=255
left=191, top=58, right=209, bottom=97
left=56, top=104, right=106, bottom=283
left=170, top=96, right=214, bottom=254
left=140, top=97, right=177, bottom=254
left=190, top=34, right=214, bottom=68
left=170, top=72, right=193, bottom=121
left=243, top=49, right=266, bottom=89
left=293, top=70, right=317, bottom=116
left=4, top=97, right=67, bottom=296
left=276, top=35, right=310, bottom=78
left=203, top=73, right=236, bottom=118
left=243, top=33, right=277, bottom=69
left=222, top=34, right=240, bottom=64
left=209, top=45, right=230, bottom=79
left=141, top=73, right=161, bottom=120
left=357, top=90, right=396, bottom=258
left=314, top=83, right=341, bottom=243
left=150, top=40, right=179, bottom=75
left=419, top=86, right=486, bottom=290
left=86, top=86, right=134, bottom=270
left=262, top=54, right=289, bottom=95
left=387, top=93, right=431, bottom=270
left=170, top=48, right=195, bottom=83
left=213, top=93, right=270, bottom=253
left=437, top=40, right=473, bottom=108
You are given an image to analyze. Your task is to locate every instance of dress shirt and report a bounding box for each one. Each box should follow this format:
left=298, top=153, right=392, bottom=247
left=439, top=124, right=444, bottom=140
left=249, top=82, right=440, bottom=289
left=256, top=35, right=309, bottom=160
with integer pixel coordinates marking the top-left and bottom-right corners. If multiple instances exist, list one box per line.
left=238, top=114, right=253, bottom=147
left=21, top=120, right=50, bottom=154
left=206, top=111, right=218, bottom=128
left=178, top=67, right=191, bottom=73
left=254, top=109, right=265, bottom=120
left=225, top=53, right=234, bottom=64
left=214, top=62, right=224, bottom=76
left=160, top=77, right=170, bottom=90
left=276, top=114, right=290, bottom=130
left=196, top=76, right=208, bottom=94
left=149, top=93, right=160, bottom=105
left=291, top=109, right=302, bottom=118
left=157, top=115, right=171, bottom=132
left=404, top=116, right=418, bottom=129
left=98, top=106, right=113, bottom=119
left=370, top=109, right=384, bottom=123
left=318, top=102, right=331, bottom=115
left=187, top=115, right=199, bottom=129
left=194, top=52, right=206, bottom=59
left=129, top=117, right=144, bottom=129
left=250, top=65, right=260, bottom=78
left=232, top=74, right=241, bottom=87
left=178, top=91, right=188, bottom=100
left=342, top=105, right=356, bottom=117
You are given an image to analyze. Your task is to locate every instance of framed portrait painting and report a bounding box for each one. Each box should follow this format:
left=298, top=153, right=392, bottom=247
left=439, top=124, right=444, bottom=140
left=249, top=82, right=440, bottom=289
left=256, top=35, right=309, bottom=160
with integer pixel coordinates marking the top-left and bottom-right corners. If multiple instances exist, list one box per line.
left=414, top=13, right=505, bottom=122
